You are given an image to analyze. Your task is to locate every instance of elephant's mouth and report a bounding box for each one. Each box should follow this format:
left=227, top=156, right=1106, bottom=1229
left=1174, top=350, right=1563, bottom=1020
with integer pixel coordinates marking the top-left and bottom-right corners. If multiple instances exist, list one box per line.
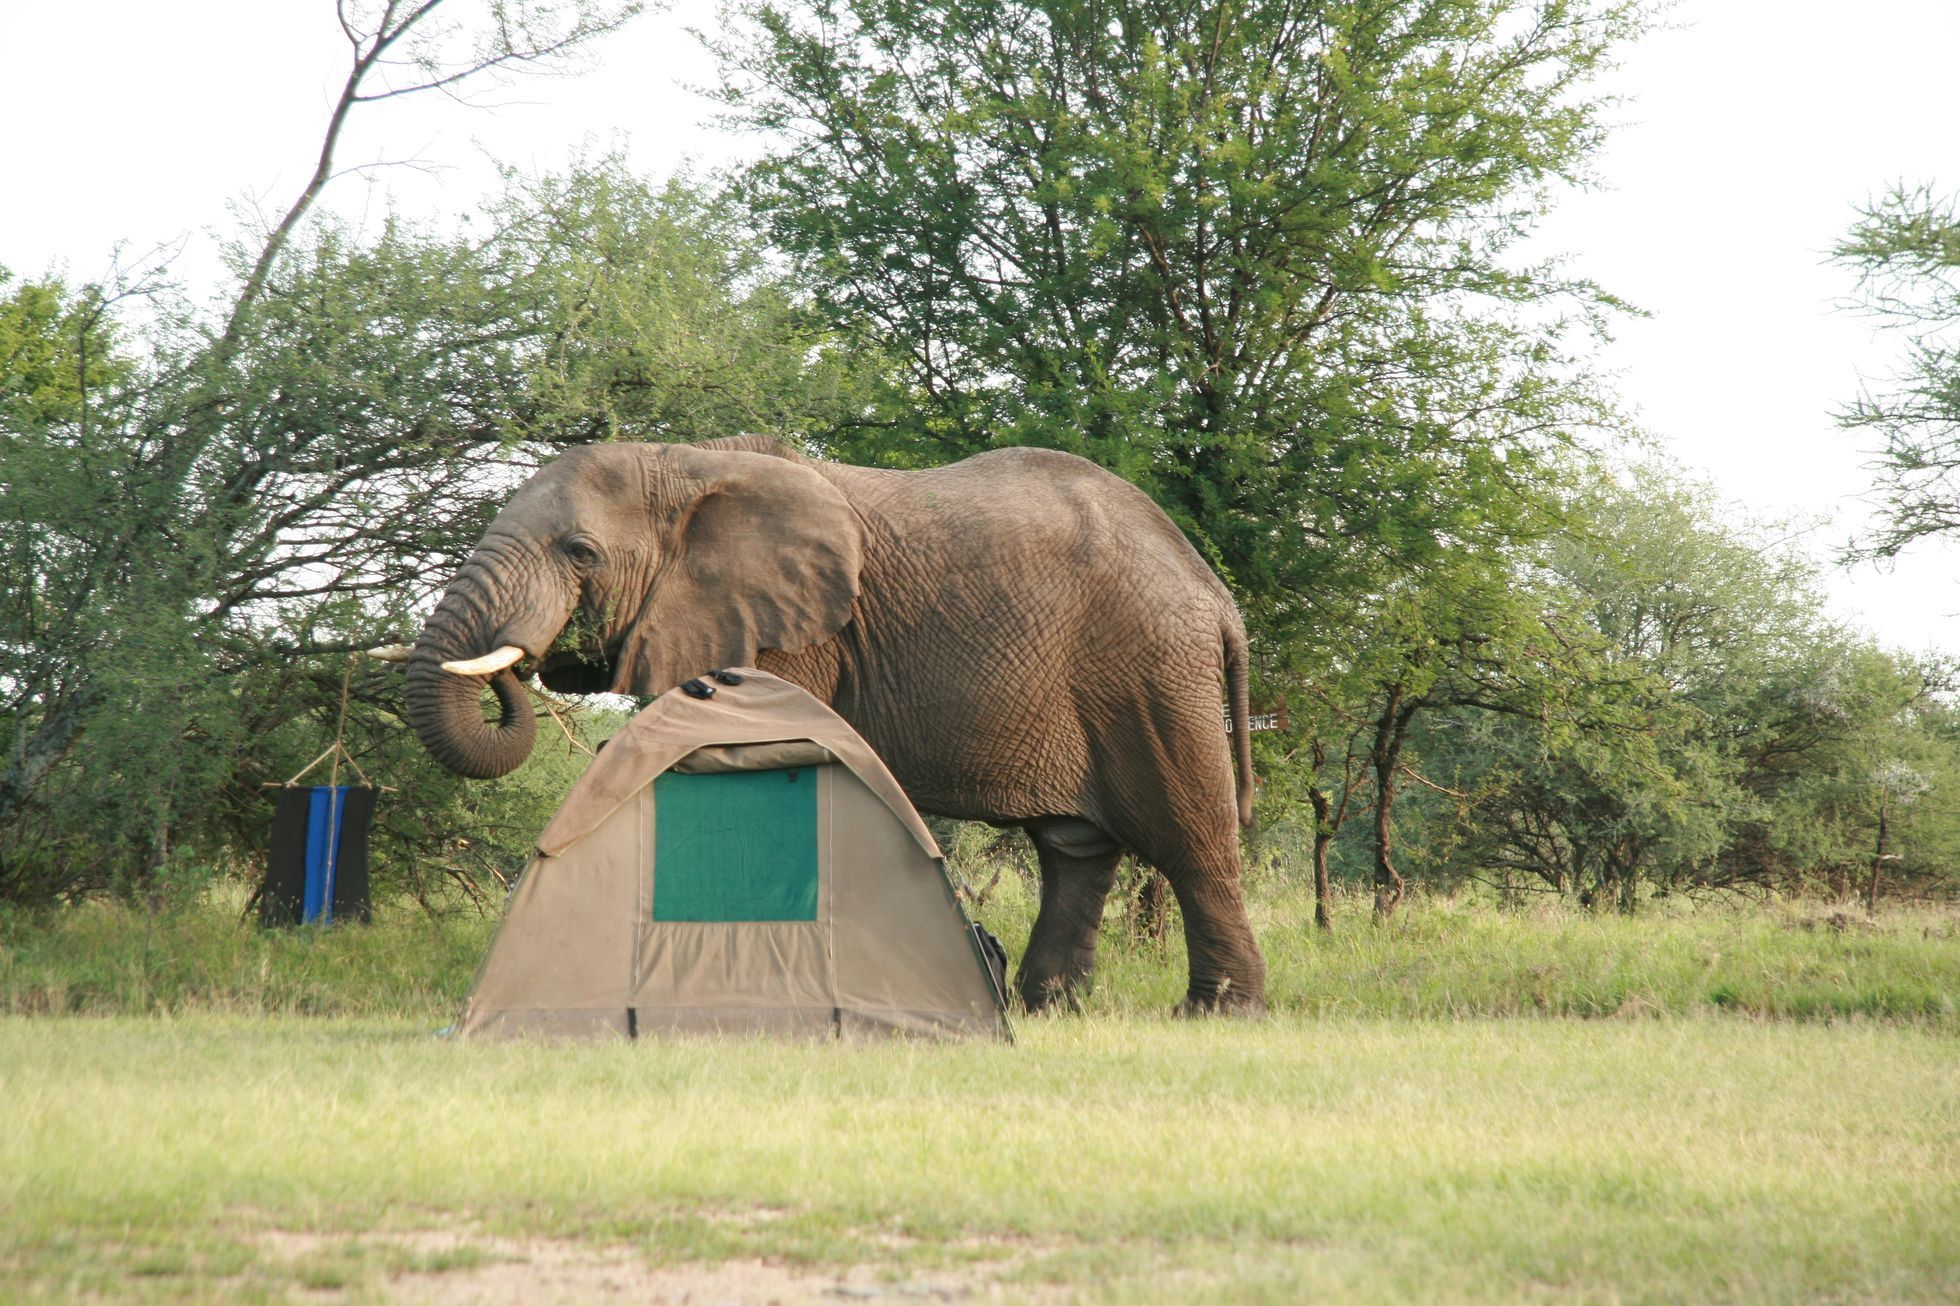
left=534, top=644, right=618, bottom=695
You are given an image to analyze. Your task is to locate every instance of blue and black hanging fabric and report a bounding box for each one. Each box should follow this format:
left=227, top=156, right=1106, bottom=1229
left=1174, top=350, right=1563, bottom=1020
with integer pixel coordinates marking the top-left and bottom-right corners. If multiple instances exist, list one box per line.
left=261, top=785, right=375, bottom=926
left=259, top=663, right=378, bottom=927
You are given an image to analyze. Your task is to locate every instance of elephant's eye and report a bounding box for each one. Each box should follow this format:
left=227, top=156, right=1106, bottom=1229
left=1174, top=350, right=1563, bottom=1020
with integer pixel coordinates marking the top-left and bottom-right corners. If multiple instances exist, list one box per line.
left=563, top=537, right=602, bottom=568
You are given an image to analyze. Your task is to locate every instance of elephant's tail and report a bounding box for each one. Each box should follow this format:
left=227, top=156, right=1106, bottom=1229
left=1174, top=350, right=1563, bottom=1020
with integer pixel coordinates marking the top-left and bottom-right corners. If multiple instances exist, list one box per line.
left=1224, top=620, right=1254, bottom=828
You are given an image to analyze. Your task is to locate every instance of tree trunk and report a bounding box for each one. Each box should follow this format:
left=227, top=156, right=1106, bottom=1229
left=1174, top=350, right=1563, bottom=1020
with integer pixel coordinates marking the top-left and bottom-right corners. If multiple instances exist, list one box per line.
left=145, top=802, right=172, bottom=914
left=1373, top=780, right=1404, bottom=919
left=1370, top=685, right=1411, bottom=921
left=1308, top=782, right=1334, bottom=932
left=0, top=696, right=89, bottom=835
left=1866, top=800, right=1890, bottom=914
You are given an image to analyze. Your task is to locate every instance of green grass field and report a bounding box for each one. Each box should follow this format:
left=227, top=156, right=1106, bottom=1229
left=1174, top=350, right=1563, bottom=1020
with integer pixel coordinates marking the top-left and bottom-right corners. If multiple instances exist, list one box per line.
left=2, top=881, right=1956, bottom=1302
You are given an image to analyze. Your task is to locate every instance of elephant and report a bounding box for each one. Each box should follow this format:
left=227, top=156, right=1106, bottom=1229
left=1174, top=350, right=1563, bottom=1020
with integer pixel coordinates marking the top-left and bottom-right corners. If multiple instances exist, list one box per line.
left=392, top=436, right=1266, bottom=1013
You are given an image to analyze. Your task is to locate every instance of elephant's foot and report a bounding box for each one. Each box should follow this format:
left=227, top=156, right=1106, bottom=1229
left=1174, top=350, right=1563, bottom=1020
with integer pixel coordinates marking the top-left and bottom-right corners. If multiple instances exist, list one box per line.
left=1016, top=819, right=1123, bottom=1015
left=1016, top=966, right=1091, bottom=1014
left=1175, top=978, right=1268, bottom=1018
left=1166, top=870, right=1268, bottom=1016
left=1013, top=913, right=1106, bottom=1013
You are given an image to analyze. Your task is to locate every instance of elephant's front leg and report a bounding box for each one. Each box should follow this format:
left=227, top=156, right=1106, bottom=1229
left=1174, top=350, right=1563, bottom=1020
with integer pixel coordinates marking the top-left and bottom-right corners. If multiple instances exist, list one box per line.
left=1016, top=819, right=1123, bottom=1012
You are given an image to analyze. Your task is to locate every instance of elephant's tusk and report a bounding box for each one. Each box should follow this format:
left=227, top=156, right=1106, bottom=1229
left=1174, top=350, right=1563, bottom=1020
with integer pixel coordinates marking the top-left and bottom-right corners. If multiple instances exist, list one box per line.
left=440, top=645, right=526, bottom=677
left=365, top=644, right=414, bottom=662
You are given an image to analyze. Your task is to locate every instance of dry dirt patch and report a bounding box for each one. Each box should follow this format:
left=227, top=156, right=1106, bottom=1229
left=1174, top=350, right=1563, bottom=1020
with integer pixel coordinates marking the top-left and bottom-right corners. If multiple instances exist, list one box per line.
left=253, top=1228, right=1045, bottom=1304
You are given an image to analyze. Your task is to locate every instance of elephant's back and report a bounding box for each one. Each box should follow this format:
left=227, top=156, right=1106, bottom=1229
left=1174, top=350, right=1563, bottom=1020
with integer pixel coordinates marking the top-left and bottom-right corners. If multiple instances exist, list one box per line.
left=830, top=447, right=1231, bottom=603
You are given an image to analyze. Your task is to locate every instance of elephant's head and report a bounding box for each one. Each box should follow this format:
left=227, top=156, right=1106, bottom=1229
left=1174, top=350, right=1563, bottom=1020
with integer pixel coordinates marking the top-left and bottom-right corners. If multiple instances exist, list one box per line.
left=400, top=442, right=863, bottom=779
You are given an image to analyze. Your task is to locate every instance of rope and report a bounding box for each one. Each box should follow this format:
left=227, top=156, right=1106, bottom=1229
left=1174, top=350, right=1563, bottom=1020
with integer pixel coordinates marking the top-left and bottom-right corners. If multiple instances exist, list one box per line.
left=320, top=660, right=351, bottom=920
left=281, top=658, right=374, bottom=787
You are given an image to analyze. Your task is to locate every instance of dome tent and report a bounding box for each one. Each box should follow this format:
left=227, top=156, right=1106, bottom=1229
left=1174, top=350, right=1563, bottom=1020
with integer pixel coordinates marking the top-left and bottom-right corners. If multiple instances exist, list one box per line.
left=455, top=668, right=1009, bottom=1041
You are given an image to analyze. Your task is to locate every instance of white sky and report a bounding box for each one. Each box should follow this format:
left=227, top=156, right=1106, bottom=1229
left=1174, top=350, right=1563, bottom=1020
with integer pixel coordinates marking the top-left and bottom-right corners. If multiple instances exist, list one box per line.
left=2, top=0, right=1956, bottom=653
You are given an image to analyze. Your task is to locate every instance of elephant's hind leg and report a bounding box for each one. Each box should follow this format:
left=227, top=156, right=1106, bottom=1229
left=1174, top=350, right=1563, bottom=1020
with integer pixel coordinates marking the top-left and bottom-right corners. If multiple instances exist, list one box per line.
left=1164, top=863, right=1266, bottom=1015
left=1016, top=818, right=1123, bottom=1013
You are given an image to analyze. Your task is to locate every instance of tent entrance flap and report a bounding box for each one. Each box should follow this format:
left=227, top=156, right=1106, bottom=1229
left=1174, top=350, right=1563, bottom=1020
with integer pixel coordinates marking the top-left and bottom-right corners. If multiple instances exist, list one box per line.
left=652, top=767, right=819, bottom=922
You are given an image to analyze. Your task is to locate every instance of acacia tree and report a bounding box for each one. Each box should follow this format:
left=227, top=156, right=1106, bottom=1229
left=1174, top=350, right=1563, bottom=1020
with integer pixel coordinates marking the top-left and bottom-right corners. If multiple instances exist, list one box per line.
left=1836, top=183, right=1960, bottom=559
left=1439, top=464, right=1901, bottom=911
left=1245, top=526, right=1615, bottom=925
left=0, top=2, right=907, bottom=903
left=1256, top=700, right=1370, bottom=931
left=715, top=0, right=1645, bottom=646
left=1752, top=645, right=1960, bottom=908
left=0, top=1, right=643, bottom=896
left=0, top=269, right=141, bottom=850
left=1328, top=544, right=1598, bottom=917
left=0, top=159, right=884, bottom=903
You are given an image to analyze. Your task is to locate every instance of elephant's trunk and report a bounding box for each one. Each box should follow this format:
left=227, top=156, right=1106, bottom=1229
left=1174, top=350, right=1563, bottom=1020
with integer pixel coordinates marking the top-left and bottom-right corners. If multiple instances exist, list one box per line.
left=402, top=581, right=541, bottom=780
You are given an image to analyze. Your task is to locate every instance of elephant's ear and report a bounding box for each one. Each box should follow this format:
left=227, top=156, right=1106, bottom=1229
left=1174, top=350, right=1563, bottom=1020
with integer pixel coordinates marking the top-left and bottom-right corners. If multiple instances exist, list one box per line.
left=611, top=450, right=863, bottom=696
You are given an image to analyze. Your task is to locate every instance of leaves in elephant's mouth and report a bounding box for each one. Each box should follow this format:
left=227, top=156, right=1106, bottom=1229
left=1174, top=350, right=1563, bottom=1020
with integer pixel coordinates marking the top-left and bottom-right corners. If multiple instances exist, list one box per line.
left=553, top=605, right=617, bottom=665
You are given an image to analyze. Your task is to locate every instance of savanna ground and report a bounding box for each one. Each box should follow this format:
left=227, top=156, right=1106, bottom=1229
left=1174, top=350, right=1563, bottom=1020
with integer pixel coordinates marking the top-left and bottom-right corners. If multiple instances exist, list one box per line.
left=2, top=864, right=1956, bottom=1304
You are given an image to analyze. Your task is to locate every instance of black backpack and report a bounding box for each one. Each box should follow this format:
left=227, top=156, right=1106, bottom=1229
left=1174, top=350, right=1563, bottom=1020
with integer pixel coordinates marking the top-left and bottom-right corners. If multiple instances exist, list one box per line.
left=970, top=921, right=1010, bottom=1008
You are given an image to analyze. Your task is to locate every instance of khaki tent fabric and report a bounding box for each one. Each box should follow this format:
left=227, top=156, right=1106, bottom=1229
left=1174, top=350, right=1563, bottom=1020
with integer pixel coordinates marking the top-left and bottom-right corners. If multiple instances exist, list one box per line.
left=536, top=670, right=939, bottom=860
left=456, top=669, right=1008, bottom=1042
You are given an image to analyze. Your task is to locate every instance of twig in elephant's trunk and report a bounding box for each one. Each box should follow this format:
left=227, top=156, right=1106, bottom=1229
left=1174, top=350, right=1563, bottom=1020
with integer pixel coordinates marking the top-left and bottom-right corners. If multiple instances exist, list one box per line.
left=523, top=682, right=596, bottom=759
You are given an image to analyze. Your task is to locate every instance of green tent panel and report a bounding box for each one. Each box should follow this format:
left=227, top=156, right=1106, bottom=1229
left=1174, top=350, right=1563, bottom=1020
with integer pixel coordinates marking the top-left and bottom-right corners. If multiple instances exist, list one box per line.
left=651, top=768, right=818, bottom=922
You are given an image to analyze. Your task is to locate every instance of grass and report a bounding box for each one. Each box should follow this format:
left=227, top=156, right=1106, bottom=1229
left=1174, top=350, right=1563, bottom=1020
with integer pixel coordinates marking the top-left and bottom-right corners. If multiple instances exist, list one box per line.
left=1, top=877, right=1956, bottom=1300
left=1, top=1015, right=1954, bottom=1302
left=5, top=874, right=1955, bottom=1025
left=0, top=894, right=486, bottom=1017
left=1082, top=882, right=1960, bottom=1024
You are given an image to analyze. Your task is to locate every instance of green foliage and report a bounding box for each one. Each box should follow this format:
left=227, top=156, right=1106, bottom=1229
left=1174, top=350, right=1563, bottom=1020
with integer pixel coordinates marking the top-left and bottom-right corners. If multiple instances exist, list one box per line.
left=1448, top=465, right=1796, bottom=903
left=0, top=267, right=170, bottom=898
left=1835, top=182, right=1960, bottom=558
left=717, top=0, right=1646, bottom=644
left=490, top=166, right=886, bottom=444
left=0, top=161, right=867, bottom=905
left=1395, top=463, right=1960, bottom=907
left=1288, top=537, right=1596, bottom=914
left=0, top=267, right=129, bottom=431
left=1236, top=458, right=1960, bottom=911
left=1736, top=643, right=1960, bottom=900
